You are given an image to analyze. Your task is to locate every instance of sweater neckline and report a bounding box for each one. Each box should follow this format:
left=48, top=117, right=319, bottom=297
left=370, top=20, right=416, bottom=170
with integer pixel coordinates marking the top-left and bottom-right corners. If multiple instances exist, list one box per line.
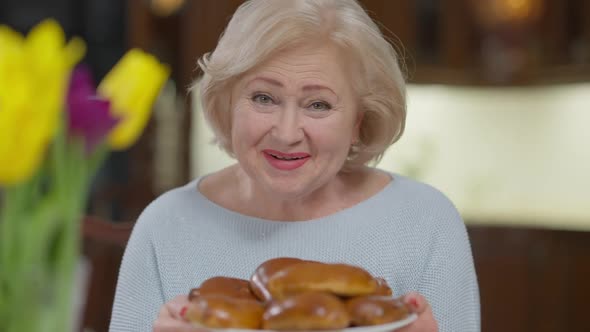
left=187, top=170, right=403, bottom=224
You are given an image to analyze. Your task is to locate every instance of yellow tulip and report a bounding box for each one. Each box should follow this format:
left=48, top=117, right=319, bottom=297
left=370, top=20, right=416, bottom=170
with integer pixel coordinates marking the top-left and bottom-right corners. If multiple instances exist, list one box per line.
left=0, top=19, right=85, bottom=186
left=98, top=49, right=170, bottom=150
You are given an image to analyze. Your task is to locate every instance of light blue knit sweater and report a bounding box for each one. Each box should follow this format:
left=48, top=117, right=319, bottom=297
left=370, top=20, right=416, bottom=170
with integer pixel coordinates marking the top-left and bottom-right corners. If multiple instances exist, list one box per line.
left=109, top=173, right=480, bottom=331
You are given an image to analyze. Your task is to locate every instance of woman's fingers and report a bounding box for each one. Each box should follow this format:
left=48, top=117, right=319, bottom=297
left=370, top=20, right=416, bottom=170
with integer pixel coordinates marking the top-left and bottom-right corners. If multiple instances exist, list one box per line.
left=396, top=292, right=438, bottom=332
left=153, top=295, right=207, bottom=332
left=166, top=294, right=190, bottom=319
left=403, top=291, right=429, bottom=314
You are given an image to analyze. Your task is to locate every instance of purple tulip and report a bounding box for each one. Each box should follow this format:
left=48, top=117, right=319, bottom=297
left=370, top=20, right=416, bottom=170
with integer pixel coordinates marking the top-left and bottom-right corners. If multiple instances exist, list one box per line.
left=66, top=65, right=119, bottom=152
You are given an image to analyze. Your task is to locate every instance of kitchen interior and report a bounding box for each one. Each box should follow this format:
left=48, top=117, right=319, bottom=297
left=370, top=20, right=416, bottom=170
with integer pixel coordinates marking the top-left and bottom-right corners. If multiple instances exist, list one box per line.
left=1, top=0, right=588, bottom=331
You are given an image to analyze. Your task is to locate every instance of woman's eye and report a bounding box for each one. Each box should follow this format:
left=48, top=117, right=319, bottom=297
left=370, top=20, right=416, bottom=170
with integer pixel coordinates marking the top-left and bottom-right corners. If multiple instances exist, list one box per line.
left=252, top=94, right=274, bottom=105
left=309, top=101, right=331, bottom=111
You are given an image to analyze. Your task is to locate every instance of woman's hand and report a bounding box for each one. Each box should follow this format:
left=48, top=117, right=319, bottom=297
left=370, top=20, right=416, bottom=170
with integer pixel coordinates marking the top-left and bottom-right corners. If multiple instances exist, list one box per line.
left=153, top=295, right=208, bottom=332
left=397, top=292, right=438, bottom=332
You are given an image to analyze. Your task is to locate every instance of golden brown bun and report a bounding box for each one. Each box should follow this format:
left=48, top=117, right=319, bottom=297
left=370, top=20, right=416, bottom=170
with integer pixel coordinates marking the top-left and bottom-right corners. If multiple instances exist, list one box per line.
left=198, top=276, right=259, bottom=301
left=262, top=292, right=350, bottom=330
left=266, top=261, right=378, bottom=299
left=250, top=257, right=305, bottom=302
left=346, top=295, right=411, bottom=326
left=186, top=258, right=399, bottom=330
left=184, top=294, right=264, bottom=329
left=373, top=277, right=393, bottom=296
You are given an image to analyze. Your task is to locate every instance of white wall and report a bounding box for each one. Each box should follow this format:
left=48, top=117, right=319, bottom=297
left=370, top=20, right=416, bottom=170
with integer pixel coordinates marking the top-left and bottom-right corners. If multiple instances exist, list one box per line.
left=191, top=83, right=590, bottom=230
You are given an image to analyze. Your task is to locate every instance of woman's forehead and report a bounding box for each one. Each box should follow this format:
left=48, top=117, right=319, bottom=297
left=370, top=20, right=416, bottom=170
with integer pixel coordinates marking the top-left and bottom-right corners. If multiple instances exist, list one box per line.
left=239, top=43, right=356, bottom=92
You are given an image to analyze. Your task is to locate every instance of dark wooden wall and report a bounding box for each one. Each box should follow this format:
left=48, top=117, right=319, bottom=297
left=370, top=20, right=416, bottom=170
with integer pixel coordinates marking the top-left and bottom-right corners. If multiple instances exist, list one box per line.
left=127, top=0, right=590, bottom=90
left=468, top=226, right=590, bottom=332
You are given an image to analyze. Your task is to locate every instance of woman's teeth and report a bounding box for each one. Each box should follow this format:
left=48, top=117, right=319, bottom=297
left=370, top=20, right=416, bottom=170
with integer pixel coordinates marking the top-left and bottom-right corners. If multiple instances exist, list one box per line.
left=270, top=154, right=303, bottom=161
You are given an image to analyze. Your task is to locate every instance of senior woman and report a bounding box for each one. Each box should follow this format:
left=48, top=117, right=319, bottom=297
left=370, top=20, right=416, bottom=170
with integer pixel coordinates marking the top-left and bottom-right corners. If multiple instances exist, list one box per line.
left=109, top=0, right=480, bottom=331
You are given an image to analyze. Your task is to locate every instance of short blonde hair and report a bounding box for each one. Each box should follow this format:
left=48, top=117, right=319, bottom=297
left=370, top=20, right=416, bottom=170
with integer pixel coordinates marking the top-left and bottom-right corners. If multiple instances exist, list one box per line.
left=196, top=0, right=406, bottom=168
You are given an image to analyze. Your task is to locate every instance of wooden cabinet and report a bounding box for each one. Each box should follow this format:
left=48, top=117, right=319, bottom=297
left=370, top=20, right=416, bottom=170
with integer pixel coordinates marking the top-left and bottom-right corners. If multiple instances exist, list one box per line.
left=127, top=0, right=590, bottom=93
left=360, top=0, right=590, bottom=85
left=468, top=225, right=590, bottom=332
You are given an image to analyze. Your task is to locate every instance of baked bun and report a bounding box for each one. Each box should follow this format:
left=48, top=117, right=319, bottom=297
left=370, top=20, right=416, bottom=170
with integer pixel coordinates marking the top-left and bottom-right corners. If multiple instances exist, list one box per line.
left=346, top=295, right=412, bottom=326
left=373, top=277, right=393, bottom=296
left=250, top=257, right=305, bottom=302
left=184, top=294, right=264, bottom=329
left=262, top=292, right=350, bottom=330
left=266, top=261, right=378, bottom=299
left=186, top=258, right=403, bottom=330
left=198, top=276, right=259, bottom=301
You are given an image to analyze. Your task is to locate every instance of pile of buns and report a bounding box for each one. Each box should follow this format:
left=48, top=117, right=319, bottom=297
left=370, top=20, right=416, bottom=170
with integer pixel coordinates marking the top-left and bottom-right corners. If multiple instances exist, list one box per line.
left=182, top=257, right=413, bottom=330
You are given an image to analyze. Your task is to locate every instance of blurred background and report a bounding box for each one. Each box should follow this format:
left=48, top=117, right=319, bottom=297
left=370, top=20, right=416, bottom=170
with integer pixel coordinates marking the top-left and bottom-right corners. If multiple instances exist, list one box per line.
left=1, top=0, right=589, bottom=331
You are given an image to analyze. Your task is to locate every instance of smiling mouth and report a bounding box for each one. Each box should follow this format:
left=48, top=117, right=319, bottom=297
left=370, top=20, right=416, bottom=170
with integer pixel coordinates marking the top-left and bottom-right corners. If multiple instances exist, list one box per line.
left=262, top=150, right=311, bottom=170
left=267, top=153, right=306, bottom=161
left=263, top=149, right=310, bottom=160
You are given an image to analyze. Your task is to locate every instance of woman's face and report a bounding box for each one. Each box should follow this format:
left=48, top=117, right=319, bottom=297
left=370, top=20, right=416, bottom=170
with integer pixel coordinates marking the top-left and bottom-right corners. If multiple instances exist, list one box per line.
left=230, top=43, right=361, bottom=199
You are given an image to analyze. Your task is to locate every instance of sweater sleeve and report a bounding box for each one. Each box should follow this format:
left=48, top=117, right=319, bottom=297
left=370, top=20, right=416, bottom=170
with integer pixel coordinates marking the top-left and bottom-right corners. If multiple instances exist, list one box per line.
left=417, top=198, right=481, bottom=332
left=109, top=207, right=165, bottom=332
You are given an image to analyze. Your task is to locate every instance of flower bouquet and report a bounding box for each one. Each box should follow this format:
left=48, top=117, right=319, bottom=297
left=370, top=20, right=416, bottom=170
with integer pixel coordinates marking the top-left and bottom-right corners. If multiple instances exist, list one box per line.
left=0, top=19, right=170, bottom=331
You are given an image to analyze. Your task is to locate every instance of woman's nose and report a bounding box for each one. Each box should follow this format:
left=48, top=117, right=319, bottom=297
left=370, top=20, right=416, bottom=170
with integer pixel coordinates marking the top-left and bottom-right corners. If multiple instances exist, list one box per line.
left=271, top=105, right=304, bottom=145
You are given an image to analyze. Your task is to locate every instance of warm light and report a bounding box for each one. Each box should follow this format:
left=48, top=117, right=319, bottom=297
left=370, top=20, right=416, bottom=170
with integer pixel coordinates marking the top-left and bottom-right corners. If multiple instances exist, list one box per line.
left=150, top=0, right=185, bottom=17
left=506, top=0, right=529, bottom=12
left=471, top=0, right=544, bottom=29
left=500, top=0, right=539, bottom=21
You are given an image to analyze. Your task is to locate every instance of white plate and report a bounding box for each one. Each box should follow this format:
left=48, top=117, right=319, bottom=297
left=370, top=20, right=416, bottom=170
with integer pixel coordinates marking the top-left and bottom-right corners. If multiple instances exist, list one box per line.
left=209, top=313, right=418, bottom=332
